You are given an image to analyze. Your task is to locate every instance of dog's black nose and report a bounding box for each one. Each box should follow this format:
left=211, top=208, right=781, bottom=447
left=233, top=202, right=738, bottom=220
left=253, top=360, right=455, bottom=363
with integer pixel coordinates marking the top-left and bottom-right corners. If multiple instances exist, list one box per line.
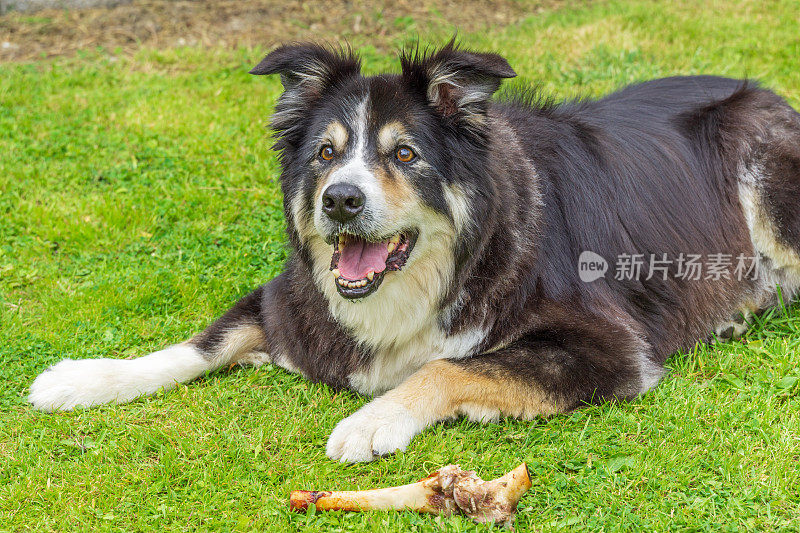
left=322, top=183, right=365, bottom=223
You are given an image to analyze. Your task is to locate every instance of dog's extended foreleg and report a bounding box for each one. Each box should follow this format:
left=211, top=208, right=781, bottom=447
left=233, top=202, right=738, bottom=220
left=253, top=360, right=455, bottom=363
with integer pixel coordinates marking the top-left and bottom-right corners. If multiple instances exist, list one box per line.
left=29, top=281, right=274, bottom=412
left=326, top=329, right=662, bottom=462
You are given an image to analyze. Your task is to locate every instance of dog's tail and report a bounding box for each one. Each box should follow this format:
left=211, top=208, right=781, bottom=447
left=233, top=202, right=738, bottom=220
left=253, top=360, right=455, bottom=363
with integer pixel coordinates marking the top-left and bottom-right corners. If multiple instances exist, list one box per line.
left=29, top=286, right=269, bottom=412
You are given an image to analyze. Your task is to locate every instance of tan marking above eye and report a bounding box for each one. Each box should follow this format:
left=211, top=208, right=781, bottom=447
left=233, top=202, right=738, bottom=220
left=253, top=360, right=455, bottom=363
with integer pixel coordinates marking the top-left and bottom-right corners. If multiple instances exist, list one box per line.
left=323, top=121, right=348, bottom=152
left=378, top=121, right=407, bottom=153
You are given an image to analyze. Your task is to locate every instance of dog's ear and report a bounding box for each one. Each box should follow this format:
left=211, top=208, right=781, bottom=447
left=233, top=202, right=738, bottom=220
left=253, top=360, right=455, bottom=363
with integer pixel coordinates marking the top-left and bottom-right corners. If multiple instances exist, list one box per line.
left=401, top=40, right=516, bottom=125
left=250, top=43, right=361, bottom=137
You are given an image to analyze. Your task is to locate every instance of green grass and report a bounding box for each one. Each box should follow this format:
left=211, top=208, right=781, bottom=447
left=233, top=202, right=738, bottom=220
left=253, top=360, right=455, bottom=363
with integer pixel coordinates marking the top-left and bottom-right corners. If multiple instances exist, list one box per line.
left=2, top=0, right=800, bottom=530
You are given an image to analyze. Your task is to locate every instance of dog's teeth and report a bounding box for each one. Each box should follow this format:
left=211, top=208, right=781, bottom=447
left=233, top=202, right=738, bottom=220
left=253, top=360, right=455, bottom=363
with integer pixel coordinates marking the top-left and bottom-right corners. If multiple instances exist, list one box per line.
left=389, top=234, right=401, bottom=245
left=333, top=271, right=375, bottom=290
left=387, top=242, right=396, bottom=253
left=338, top=235, right=345, bottom=247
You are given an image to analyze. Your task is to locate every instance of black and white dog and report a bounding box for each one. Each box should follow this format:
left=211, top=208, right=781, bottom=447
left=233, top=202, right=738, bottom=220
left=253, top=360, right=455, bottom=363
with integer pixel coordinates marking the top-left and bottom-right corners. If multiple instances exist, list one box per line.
left=30, top=42, right=800, bottom=463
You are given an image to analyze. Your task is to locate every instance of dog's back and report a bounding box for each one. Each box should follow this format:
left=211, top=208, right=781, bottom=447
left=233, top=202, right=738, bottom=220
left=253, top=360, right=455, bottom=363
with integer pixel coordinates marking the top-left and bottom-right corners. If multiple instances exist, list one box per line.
left=492, top=76, right=800, bottom=357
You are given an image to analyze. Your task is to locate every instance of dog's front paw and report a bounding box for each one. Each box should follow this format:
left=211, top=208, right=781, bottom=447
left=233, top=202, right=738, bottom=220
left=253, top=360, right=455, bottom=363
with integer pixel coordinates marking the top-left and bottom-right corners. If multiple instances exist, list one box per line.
left=29, top=358, right=129, bottom=412
left=326, top=398, right=424, bottom=463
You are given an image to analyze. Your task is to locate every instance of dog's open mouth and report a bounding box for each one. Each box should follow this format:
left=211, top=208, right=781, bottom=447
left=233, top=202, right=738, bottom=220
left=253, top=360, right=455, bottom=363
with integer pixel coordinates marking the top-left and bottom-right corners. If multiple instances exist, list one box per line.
left=329, top=231, right=418, bottom=299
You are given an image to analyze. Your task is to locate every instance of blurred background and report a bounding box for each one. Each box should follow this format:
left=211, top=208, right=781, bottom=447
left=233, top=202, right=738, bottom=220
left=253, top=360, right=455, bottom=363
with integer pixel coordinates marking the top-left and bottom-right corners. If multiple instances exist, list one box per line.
left=0, top=0, right=559, bottom=61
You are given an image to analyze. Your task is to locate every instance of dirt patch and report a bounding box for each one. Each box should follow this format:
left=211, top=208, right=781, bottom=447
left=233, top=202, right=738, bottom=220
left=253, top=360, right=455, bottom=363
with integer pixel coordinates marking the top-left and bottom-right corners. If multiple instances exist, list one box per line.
left=0, top=0, right=132, bottom=16
left=0, top=0, right=563, bottom=62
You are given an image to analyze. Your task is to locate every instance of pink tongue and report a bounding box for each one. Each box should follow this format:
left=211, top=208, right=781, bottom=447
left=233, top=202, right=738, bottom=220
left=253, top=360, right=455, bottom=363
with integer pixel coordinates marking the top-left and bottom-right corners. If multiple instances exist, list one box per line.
left=338, top=238, right=389, bottom=280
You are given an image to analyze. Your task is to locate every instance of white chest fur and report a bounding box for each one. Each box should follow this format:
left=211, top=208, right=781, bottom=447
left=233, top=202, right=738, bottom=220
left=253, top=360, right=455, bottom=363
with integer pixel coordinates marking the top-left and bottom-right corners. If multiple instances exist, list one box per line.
left=347, top=323, right=487, bottom=395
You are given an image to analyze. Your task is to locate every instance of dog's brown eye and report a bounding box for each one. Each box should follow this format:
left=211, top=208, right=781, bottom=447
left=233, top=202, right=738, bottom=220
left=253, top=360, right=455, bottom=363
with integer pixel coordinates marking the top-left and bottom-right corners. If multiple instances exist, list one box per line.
left=320, top=145, right=335, bottom=161
left=396, top=146, right=415, bottom=163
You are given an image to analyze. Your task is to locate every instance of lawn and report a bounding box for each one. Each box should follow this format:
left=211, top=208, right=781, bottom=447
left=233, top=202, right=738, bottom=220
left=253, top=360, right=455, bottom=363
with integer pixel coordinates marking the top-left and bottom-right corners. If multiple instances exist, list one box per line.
left=1, top=0, right=799, bottom=530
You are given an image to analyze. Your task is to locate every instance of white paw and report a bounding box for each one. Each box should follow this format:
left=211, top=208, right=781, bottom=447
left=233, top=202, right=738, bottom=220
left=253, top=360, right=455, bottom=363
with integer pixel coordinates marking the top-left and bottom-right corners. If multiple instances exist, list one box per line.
left=29, top=358, right=134, bottom=412
left=326, top=398, right=424, bottom=463
left=29, top=345, right=208, bottom=412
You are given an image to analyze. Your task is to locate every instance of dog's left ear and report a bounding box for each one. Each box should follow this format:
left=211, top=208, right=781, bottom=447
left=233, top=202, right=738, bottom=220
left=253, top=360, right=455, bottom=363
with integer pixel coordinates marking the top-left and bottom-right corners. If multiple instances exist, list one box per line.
left=401, top=41, right=516, bottom=124
left=250, top=43, right=361, bottom=137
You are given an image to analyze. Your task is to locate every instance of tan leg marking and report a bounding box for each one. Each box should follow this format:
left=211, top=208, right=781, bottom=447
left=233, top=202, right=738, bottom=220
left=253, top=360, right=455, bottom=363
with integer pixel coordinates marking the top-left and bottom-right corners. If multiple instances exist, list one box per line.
left=381, top=360, right=562, bottom=425
left=327, top=360, right=558, bottom=462
left=193, top=324, right=269, bottom=367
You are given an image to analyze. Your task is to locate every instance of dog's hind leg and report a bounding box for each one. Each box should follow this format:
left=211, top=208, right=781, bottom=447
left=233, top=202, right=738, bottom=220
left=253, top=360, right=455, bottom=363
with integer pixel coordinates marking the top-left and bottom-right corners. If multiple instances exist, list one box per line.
left=29, top=283, right=272, bottom=412
left=738, top=113, right=800, bottom=305
left=326, top=316, right=661, bottom=462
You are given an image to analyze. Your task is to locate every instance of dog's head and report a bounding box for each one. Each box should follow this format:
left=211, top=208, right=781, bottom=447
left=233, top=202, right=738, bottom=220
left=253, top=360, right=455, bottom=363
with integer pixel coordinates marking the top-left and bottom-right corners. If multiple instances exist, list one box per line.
left=251, top=42, right=515, bottom=302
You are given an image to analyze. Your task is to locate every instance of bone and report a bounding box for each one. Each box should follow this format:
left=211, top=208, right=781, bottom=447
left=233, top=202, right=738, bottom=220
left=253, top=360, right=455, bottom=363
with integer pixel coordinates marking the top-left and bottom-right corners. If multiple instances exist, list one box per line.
left=289, top=463, right=531, bottom=527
